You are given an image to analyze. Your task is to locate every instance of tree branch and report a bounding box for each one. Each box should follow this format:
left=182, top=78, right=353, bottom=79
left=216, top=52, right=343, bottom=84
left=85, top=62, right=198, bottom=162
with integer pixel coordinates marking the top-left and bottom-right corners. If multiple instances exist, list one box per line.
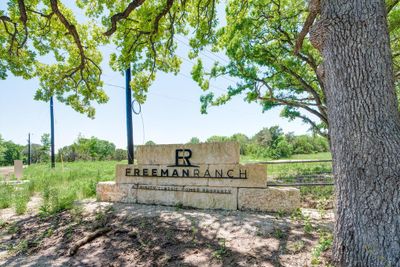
left=49, top=0, right=102, bottom=89
left=297, top=114, right=328, bottom=138
left=277, top=63, right=327, bottom=119
left=104, top=0, right=146, bottom=36
left=50, top=0, right=85, bottom=67
left=387, top=0, right=400, bottom=13
left=294, top=0, right=320, bottom=55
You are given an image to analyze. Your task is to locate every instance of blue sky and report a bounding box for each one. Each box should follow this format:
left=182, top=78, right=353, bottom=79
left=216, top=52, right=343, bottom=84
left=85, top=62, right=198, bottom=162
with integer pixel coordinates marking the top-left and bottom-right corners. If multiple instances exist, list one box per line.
left=0, top=3, right=310, bottom=149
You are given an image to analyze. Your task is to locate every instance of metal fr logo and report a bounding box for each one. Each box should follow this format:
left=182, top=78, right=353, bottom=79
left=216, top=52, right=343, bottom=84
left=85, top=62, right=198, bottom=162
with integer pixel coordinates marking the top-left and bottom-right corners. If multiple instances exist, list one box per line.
left=168, top=149, right=199, bottom=167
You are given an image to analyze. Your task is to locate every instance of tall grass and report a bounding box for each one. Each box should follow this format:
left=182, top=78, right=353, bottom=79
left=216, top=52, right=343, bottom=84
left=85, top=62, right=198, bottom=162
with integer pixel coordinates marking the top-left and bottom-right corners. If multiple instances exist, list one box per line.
left=1, top=161, right=119, bottom=216
left=0, top=184, right=14, bottom=209
left=1, top=157, right=335, bottom=215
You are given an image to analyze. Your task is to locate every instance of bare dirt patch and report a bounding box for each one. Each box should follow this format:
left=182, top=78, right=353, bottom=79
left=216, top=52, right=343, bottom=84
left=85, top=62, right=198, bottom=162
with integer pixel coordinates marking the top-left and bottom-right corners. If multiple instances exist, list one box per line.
left=0, top=200, right=333, bottom=266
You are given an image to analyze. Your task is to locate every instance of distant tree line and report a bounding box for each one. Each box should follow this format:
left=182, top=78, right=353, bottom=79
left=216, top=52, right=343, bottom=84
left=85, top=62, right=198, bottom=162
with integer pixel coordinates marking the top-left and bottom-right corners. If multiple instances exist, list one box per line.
left=188, top=126, right=329, bottom=159
left=0, top=134, right=127, bottom=166
left=0, top=134, right=51, bottom=166
left=0, top=126, right=329, bottom=166
left=57, top=135, right=117, bottom=162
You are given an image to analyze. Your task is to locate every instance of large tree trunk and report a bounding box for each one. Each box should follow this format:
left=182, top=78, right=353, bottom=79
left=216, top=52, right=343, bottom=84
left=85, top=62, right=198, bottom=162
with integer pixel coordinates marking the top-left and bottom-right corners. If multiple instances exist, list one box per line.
left=318, top=0, right=400, bottom=266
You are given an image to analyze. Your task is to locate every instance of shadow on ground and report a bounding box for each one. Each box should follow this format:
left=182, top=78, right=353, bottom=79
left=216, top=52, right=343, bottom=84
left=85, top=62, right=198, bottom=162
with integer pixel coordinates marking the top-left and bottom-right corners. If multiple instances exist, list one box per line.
left=0, top=202, right=333, bottom=266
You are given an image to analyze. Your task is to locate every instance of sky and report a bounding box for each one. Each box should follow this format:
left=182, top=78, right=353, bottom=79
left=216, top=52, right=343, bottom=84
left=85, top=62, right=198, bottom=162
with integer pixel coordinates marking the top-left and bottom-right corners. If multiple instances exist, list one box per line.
left=0, top=3, right=311, bottom=149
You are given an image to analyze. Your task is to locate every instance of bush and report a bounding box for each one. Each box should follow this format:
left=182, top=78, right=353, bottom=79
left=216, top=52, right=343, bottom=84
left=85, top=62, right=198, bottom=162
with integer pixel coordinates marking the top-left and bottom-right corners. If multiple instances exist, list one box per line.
left=113, top=149, right=127, bottom=161
left=272, top=139, right=293, bottom=159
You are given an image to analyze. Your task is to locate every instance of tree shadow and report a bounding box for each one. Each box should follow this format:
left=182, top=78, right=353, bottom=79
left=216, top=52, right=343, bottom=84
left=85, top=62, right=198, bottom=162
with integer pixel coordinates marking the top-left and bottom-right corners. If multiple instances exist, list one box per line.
left=0, top=203, right=326, bottom=266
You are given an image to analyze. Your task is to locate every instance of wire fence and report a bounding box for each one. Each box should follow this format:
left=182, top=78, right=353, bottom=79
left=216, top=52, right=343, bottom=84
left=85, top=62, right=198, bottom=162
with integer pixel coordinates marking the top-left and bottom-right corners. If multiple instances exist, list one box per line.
left=261, top=159, right=334, bottom=187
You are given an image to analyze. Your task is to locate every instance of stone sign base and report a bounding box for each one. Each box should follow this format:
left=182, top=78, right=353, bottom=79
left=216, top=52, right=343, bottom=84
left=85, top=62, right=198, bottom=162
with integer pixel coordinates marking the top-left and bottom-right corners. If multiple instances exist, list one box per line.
left=97, top=143, right=300, bottom=213
left=97, top=181, right=300, bottom=212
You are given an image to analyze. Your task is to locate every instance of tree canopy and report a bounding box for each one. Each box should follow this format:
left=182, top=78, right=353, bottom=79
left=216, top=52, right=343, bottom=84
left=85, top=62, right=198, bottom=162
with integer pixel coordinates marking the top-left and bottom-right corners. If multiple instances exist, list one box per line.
left=2, top=0, right=399, bottom=134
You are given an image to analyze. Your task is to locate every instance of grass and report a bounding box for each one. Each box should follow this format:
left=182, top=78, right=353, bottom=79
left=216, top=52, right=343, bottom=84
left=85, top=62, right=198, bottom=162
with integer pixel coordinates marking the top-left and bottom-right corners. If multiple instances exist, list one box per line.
left=0, top=161, right=120, bottom=216
left=0, top=153, right=334, bottom=216
left=243, top=152, right=334, bottom=206
left=282, top=152, right=332, bottom=160
left=241, top=152, right=332, bottom=163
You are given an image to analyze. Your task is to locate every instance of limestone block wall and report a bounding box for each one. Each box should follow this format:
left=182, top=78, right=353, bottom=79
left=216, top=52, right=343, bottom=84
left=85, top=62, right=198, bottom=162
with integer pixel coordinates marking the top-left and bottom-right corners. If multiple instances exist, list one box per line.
left=96, top=142, right=300, bottom=212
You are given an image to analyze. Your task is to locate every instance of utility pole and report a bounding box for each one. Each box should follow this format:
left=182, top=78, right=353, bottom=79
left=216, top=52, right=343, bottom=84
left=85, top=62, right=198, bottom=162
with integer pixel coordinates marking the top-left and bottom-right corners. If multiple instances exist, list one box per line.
left=50, top=96, right=55, bottom=168
left=27, top=133, right=31, bottom=165
left=125, top=68, right=134, bottom=164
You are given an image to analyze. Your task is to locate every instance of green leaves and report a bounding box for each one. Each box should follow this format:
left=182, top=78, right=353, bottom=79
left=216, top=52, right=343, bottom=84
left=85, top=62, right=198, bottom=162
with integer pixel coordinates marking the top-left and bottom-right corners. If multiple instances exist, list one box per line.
left=188, top=0, right=328, bottom=135
left=2, top=0, right=399, bottom=122
left=1, top=0, right=104, bottom=118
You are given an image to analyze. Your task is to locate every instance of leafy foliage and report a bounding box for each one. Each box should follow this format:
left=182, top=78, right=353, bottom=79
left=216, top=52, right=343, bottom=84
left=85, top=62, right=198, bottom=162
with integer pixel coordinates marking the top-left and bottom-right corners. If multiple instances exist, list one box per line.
left=1, top=140, right=23, bottom=166
left=203, top=125, right=329, bottom=159
left=0, top=0, right=106, bottom=117
left=58, top=135, right=116, bottom=161
left=1, top=0, right=399, bottom=124
left=188, top=137, right=200, bottom=144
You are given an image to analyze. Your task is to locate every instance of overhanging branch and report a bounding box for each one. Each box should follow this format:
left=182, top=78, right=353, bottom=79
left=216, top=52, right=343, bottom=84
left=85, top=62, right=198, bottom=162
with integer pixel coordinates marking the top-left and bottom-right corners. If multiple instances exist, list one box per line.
left=104, top=0, right=146, bottom=36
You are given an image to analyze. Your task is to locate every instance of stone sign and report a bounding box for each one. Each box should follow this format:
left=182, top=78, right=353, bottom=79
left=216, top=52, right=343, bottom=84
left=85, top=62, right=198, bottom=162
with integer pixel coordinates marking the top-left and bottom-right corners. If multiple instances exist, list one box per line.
left=97, top=142, right=300, bottom=212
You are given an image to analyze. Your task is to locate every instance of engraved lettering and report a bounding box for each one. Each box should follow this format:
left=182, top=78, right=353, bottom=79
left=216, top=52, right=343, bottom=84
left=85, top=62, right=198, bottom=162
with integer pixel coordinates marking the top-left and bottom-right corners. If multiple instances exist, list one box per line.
left=239, top=169, right=247, bottom=179
left=215, top=169, right=223, bottom=178
left=182, top=169, right=189, bottom=177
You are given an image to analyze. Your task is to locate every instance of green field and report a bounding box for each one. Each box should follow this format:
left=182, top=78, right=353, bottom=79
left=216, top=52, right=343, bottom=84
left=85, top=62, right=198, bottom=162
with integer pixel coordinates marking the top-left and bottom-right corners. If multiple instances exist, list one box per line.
left=282, top=152, right=331, bottom=160
left=241, top=152, right=332, bottom=163
left=0, top=161, right=121, bottom=215
left=1, top=153, right=333, bottom=216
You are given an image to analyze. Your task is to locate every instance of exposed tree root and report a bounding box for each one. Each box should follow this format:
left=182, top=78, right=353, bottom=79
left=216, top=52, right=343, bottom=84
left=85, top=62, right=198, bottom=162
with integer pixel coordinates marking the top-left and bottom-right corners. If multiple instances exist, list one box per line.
left=67, top=227, right=111, bottom=256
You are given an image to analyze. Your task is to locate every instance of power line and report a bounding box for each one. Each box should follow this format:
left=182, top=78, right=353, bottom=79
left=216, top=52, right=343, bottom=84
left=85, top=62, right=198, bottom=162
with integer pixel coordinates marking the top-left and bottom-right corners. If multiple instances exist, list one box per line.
left=104, top=82, right=124, bottom=89
left=104, top=73, right=228, bottom=94
left=175, top=53, right=237, bottom=84
left=174, top=35, right=230, bottom=64
left=176, top=72, right=227, bottom=93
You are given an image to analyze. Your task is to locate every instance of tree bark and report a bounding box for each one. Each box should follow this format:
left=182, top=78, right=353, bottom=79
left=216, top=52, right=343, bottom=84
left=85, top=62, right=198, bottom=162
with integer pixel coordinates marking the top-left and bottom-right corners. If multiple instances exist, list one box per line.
left=317, top=0, right=400, bottom=266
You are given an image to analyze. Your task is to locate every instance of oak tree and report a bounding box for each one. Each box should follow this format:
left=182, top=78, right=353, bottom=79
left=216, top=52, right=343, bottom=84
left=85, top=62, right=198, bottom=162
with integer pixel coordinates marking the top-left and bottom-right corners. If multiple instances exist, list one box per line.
left=1, top=0, right=400, bottom=265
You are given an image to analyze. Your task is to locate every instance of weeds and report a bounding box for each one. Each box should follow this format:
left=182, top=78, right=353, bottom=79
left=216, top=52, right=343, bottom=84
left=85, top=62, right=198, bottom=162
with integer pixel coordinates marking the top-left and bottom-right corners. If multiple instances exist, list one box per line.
left=174, top=202, right=184, bottom=211
left=311, top=231, right=333, bottom=265
left=287, top=240, right=305, bottom=254
left=212, top=238, right=228, bottom=259
left=0, top=161, right=117, bottom=216
left=276, top=209, right=287, bottom=218
left=9, top=239, right=29, bottom=255
left=14, top=186, right=30, bottom=215
left=0, top=184, right=14, bottom=209
left=304, top=217, right=313, bottom=234
left=273, top=228, right=286, bottom=239
left=7, top=223, right=19, bottom=235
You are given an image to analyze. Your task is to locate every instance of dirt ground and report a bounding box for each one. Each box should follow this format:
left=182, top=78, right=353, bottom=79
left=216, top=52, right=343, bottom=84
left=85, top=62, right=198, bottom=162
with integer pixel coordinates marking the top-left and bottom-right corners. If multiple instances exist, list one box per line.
left=0, top=199, right=333, bottom=267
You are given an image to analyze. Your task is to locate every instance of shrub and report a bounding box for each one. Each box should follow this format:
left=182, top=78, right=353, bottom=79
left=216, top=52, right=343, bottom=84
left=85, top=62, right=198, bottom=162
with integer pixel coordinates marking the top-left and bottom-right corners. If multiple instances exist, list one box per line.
left=272, top=139, right=293, bottom=159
